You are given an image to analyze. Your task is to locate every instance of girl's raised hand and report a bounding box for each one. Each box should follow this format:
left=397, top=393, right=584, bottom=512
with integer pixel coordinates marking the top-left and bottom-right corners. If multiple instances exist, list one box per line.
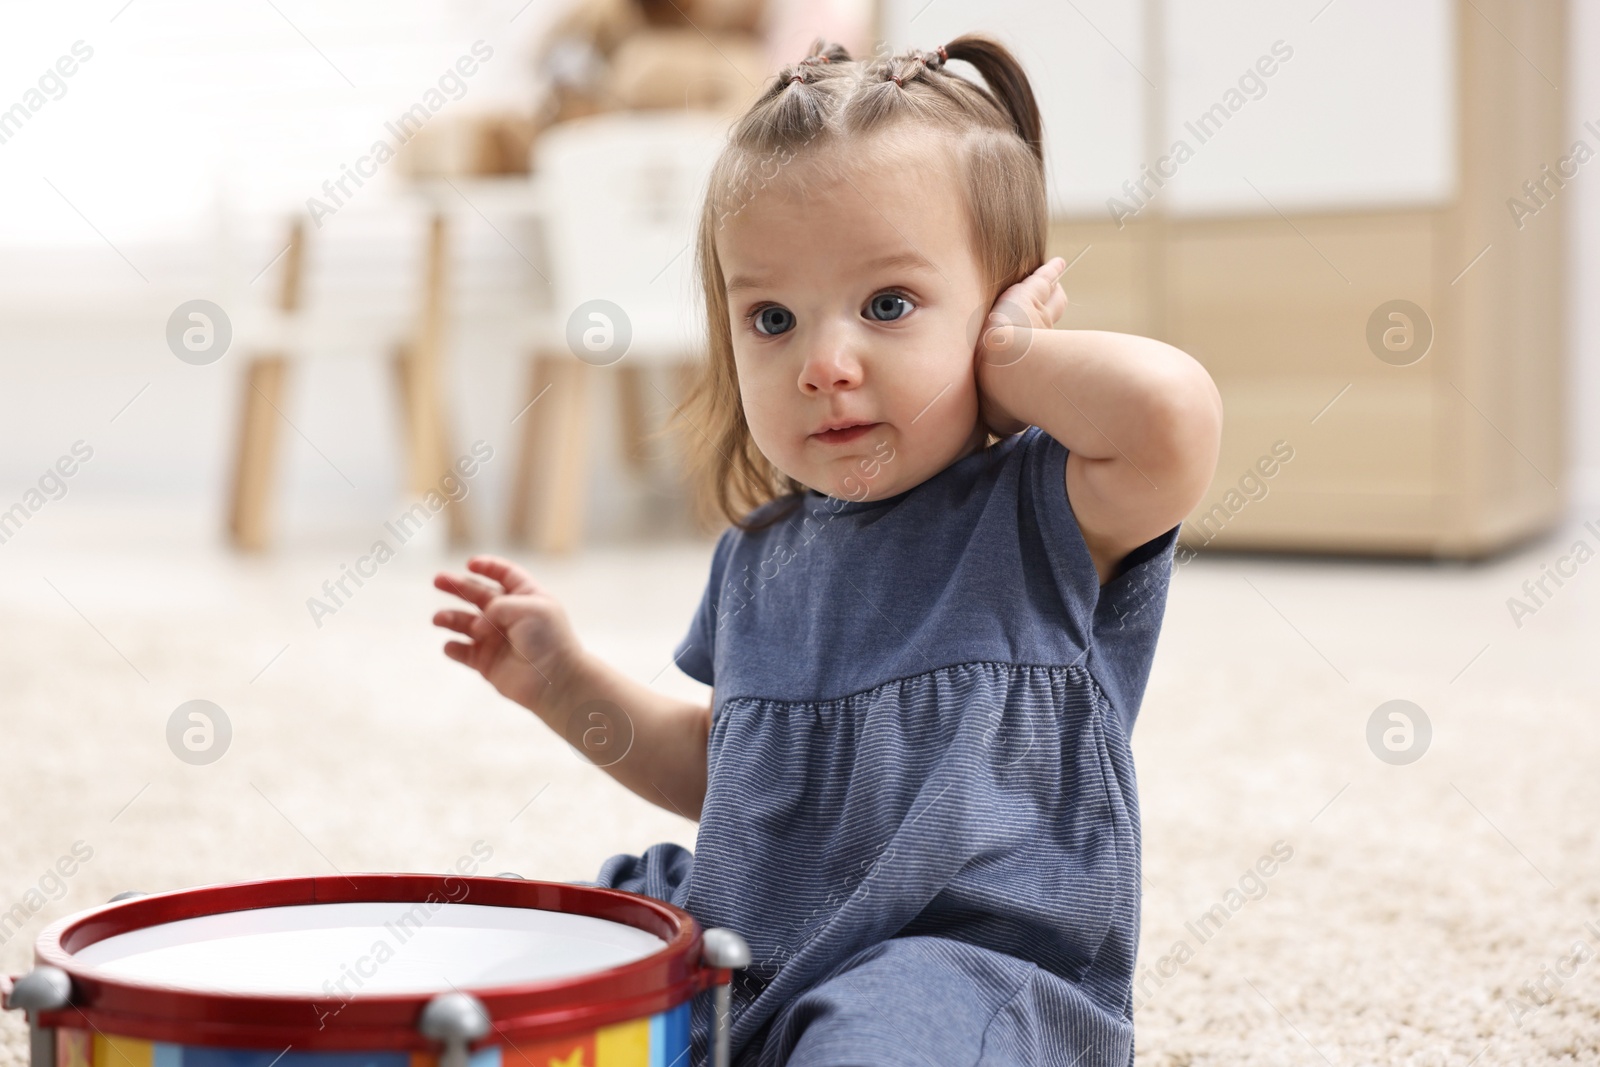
left=975, top=256, right=1069, bottom=436
left=432, top=555, right=586, bottom=716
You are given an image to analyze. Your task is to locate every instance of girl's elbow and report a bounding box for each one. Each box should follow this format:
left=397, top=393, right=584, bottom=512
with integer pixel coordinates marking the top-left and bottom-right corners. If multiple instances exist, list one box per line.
left=1148, top=364, right=1223, bottom=507
left=1154, top=356, right=1223, bottom=458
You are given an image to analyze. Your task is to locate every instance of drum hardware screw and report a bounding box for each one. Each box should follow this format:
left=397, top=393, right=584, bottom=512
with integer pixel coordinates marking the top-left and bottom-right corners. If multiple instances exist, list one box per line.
left=418, top=992, right=491, bottom=1067
left=109, top=891, right=147, bottom=902
left=7, top=966, right=73, bottom=1067
left=700, top=929, right=750, bottom=1067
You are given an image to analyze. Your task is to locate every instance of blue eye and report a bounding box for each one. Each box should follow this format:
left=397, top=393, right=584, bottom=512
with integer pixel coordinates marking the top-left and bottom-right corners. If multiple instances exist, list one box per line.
left=865, top=291, right=913, bottom=322
left=752, top=305, right=795, bottom=336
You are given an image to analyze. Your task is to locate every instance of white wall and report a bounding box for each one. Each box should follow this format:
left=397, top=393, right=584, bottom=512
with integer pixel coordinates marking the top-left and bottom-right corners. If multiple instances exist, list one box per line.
left=1, top=0, right=1597, bottom=542
left=0, top=1, right=693, bottom=550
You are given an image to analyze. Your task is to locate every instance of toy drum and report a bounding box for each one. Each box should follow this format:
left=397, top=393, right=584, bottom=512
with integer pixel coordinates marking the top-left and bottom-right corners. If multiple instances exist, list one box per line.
left=2, top=875, right=750, bottom=1067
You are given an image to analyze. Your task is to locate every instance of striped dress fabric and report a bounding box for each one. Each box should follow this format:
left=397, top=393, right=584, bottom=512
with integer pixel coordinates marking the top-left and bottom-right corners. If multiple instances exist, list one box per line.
left=580, top=426, right=1182, bottom=1066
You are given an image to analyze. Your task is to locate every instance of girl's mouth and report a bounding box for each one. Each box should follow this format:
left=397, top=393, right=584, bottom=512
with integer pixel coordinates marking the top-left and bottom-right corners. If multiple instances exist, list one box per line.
left=810, top=423, right=879, bottom=445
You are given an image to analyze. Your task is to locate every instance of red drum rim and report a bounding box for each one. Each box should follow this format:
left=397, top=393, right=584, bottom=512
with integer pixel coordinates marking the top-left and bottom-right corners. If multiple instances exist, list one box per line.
left=30, top=874, right=723, bottom=1050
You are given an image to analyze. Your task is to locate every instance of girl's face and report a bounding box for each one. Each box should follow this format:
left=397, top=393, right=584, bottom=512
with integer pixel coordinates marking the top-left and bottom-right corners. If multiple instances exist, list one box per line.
left=717, top=149, right=992, bottom=503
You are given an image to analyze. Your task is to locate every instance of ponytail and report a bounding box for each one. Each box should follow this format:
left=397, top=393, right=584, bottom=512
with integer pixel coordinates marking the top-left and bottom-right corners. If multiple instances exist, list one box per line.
left=942, top=34, right=1044, bottom=167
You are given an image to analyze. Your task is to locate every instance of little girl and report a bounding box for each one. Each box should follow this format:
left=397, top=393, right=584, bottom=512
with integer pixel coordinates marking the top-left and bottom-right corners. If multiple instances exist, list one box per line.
left=432, top=33, right=1221, bottom=1067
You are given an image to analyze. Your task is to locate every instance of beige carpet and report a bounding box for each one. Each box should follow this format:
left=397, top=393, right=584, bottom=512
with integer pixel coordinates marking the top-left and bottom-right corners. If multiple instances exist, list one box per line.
left=2, top=502, right=1596, bottom=1065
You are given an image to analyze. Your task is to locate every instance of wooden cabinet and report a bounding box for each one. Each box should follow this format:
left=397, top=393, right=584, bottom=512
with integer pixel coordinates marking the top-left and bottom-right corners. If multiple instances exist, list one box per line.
left=881, top=0, right=1567, bottom=558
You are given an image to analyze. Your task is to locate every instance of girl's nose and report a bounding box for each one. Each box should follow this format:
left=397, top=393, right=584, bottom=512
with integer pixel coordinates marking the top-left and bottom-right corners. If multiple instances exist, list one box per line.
left=797, top=325, right=863, bottom=393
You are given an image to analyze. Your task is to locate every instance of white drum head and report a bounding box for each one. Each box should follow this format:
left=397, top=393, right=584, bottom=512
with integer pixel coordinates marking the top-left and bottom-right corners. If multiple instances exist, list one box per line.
left=71, top=901, right=667, bottom=996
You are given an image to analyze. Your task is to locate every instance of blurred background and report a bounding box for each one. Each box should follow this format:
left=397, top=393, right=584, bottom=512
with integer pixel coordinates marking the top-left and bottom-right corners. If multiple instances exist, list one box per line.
left=3, top=1, right=1597, bottom=1064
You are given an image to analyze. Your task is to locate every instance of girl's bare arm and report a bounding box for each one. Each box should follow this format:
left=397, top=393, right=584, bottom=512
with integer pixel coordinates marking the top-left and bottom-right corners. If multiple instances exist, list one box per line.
left=548, top=651, right=712, bottom=822
left=976, top=260, right=1223, bottom=585
left=433, top=555, right=711, bottom=821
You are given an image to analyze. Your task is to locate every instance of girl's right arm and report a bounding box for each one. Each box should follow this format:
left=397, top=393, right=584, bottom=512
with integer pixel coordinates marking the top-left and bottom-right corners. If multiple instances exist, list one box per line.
left=433, top=555, right=712, bottom=822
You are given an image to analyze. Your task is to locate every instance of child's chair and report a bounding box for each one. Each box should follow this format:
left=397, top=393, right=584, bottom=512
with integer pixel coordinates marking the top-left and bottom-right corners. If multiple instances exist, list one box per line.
left=508, top=109, right=730, bottom=552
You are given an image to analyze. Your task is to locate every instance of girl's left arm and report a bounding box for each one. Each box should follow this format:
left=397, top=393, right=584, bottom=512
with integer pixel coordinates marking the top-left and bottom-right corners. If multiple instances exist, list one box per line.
left=976, top=258, right=1224, bottom=586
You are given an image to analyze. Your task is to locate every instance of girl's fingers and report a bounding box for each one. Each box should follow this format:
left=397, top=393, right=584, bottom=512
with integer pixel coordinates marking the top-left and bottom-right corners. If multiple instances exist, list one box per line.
left=1046, top=285, right=1068, bottom=324
left=467, top=555, right=539, bottom=595
left=1033, top=258, right=1066, bottom=294
left=433, top=572, right=498, bottom=608
left=469, top=615, right=499, bottom=643
left=432, top=609, right=478, bottom=635
left=433, top=611, right=501, bottom=653
left=442, top=640, right=473, bottom=664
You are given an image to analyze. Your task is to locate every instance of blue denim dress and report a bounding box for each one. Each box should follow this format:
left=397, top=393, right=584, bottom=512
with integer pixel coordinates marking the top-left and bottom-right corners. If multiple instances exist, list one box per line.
left=581, top=426, right=1180, bottom=1067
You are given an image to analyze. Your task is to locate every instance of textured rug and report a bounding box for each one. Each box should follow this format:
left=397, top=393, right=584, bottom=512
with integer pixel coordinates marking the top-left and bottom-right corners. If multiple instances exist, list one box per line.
left=2, top=504, right=1595, bottom=1065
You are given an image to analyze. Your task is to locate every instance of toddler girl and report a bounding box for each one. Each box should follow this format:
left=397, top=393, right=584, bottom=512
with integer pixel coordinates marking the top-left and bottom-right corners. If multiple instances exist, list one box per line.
left=432, top=33, right=1222, bottom=1067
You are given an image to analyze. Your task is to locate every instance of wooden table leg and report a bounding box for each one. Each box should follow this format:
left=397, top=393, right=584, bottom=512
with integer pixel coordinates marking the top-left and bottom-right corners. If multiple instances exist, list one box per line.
left=508, top=351, right=589, bottom=553
left=227, top=356, right=288, bottom=551
left=404, top=211, right=472, bottom=546
left=225, top=217, right=303, bottom=552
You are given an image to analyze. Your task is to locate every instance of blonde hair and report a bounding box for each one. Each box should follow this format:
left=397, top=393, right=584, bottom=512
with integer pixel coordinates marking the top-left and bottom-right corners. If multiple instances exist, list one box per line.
left=666, top=33, right=1048, bottom=533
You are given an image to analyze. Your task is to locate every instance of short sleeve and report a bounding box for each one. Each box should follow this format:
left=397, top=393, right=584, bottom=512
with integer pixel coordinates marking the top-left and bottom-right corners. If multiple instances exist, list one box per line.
left=1015, top=423, right=1180, bottom=602
left=673, top=527, right=734, bottom=687
left=1014, top=426, right=1101, bottom=640
left=1014, top=425, right=1182, bottom=733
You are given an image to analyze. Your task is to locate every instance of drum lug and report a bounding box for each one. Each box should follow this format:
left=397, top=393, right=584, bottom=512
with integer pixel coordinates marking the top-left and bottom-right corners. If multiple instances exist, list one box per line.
left=699, top=928, right=750, bottom=1067
left=418, top=991, right=491, bottom=1067
left=109, top=891, right=147, bottom=902
left=7, top=965, right=73, bottom=1067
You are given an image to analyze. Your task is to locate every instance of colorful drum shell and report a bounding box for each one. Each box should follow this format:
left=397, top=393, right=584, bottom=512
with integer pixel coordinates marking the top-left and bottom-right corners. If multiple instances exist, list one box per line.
left=49, top=1006, right=688, bottom=1067
left=22, top=875, right=725, bottom=1067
